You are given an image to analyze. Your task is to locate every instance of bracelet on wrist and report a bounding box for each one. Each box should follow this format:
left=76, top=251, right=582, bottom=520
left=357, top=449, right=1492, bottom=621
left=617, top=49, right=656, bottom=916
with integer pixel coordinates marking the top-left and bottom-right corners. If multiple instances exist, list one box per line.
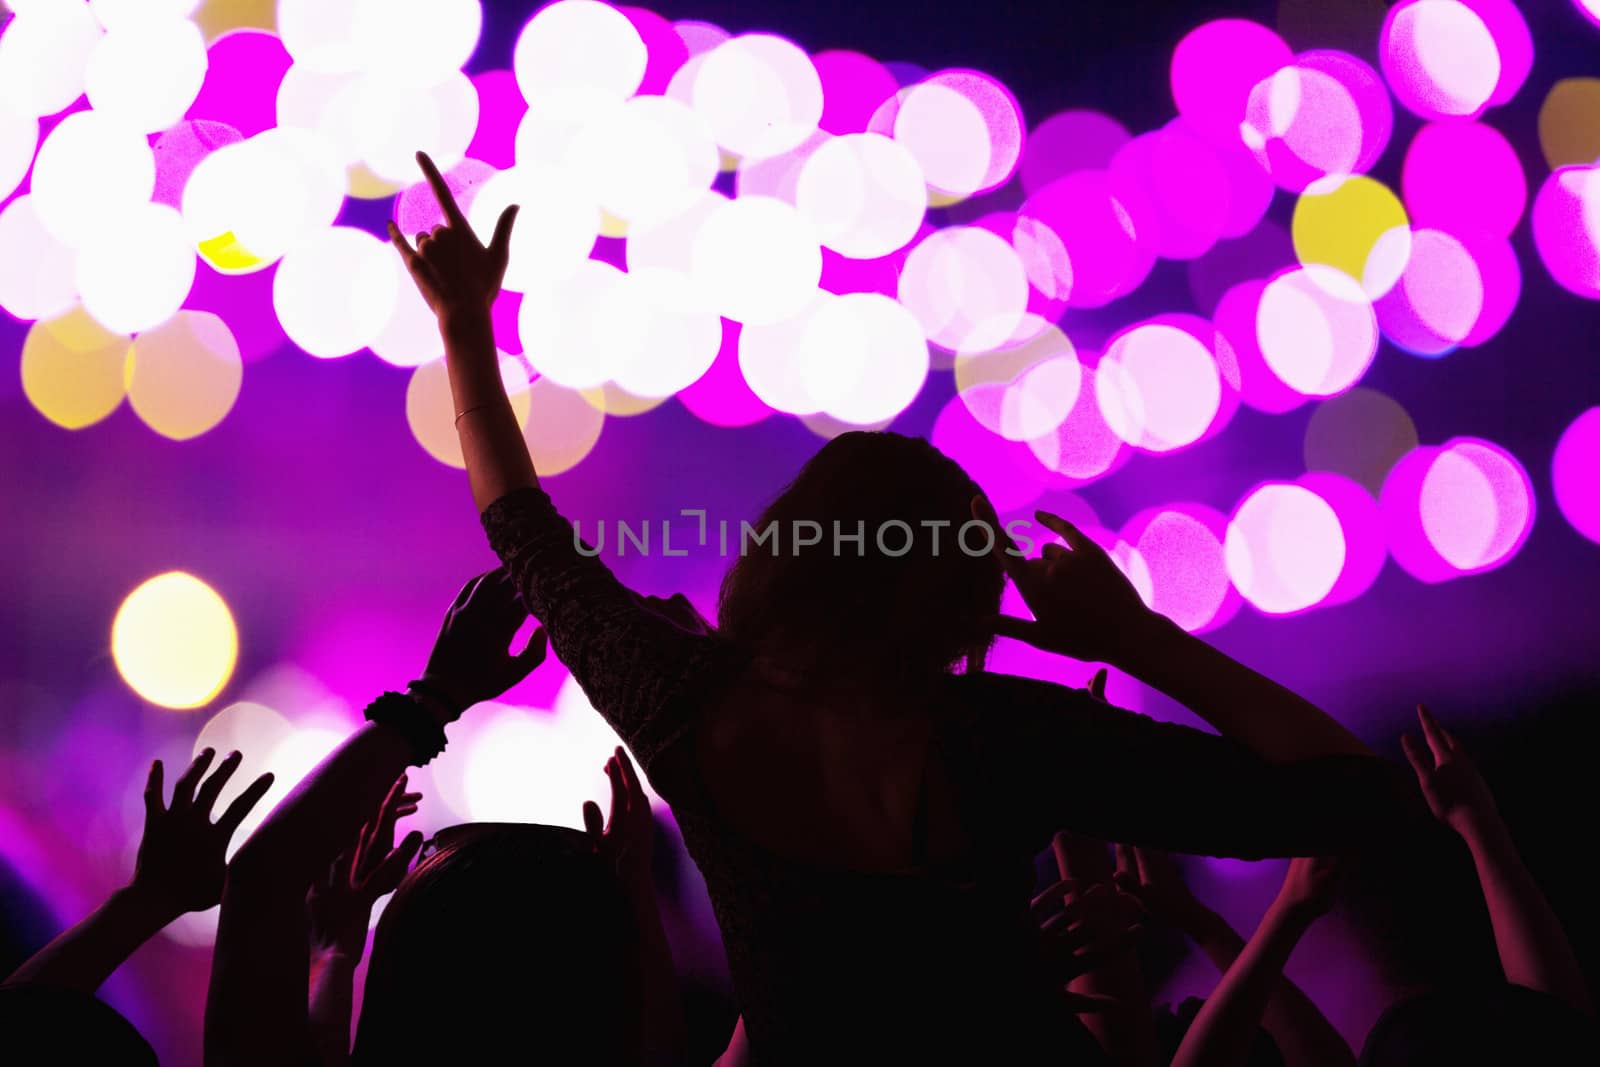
left=364, top=692, right=448, bottom=765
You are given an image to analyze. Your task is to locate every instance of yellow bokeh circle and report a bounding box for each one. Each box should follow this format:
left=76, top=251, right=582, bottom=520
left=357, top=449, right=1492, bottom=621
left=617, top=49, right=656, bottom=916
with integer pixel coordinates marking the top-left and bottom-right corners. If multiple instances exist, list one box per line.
left=1292, top=175, right=1408, bottom=289
left=21, top=307, right=131, bottom=430
left=112, top=572, right=239, bottom=710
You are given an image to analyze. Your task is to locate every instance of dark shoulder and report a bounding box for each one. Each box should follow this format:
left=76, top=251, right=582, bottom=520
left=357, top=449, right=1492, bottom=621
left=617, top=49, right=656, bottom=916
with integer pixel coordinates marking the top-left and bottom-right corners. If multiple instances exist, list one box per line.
left=937, top=670, right=1101, bottom=723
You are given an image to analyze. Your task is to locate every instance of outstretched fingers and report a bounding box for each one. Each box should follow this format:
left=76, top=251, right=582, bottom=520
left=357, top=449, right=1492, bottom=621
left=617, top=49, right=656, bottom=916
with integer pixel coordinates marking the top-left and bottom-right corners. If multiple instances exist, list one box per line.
left=216, top=772, right=275, bottom=837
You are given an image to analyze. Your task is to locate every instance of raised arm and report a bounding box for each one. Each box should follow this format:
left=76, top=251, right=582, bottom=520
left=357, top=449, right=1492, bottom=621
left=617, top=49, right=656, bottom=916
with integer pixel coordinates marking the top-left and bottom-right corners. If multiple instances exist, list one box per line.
left=1127, top=848, right=1355, bottom=1067
left=975, top=501, right=1369, bottom=762
left=1404, top=705, right=1593, bottom=1016
left=206, top=571, right=545, bottom=1067
left=1171, top=857, right=1343, bottom=1067
left=3, top=752, right=270, bottom=994
left=388, top=151, right=533, bottom=511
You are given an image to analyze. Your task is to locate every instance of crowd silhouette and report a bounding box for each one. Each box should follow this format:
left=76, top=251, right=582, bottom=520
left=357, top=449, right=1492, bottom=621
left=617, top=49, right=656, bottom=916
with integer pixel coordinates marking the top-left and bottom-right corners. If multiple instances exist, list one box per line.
left=2, top=152, right=1596, bottom=1065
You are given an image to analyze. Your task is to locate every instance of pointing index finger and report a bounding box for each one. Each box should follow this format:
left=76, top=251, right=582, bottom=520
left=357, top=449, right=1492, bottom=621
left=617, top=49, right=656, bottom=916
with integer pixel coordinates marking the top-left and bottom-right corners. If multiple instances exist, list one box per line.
left=416, top=151, right=468, bottom=229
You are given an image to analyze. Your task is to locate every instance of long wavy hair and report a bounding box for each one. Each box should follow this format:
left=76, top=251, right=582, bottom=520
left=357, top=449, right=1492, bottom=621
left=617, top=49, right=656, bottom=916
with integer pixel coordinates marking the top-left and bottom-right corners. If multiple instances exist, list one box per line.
left=717, top=431, right=1006, bottom=686
left=352, top=823, right=642, bottom=1065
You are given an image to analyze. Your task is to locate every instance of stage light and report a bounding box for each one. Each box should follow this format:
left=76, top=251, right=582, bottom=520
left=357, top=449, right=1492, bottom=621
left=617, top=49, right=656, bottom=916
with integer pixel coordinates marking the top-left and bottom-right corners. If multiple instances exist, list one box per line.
left=1552, top=408, right=1600, bottom=544
left=0, top=100, right=35, bottom=203
left=1170, top=19, right=1294, bottom=144
left=20, top=307, right=129, bottom=430
left=514, top=0, right=646, bottom=121
left=349, top=70, right=478, bottom=183
left=955, top=320, right=1081, bottom=442
left=1299, top=471, right=1387, bottom=608
left=1304, top=387, right=1419, bottom=496
left=186, top=29, right=289, bottom=139
left=626, top=188, right=723, bottom=282
left=29, top=111, right=155, bottom=251
left=407, top=355, right=532, bottom=468
left=0, top=196, right=78, bottom=322
left=522, top=376, right=607, bottom=476
left=1537, top=78, right=1600, bottom=170
left=85, top=15, right=207, bottom=133
left=1243, top=63, right=1363, bottom=192
left=1256, top=265, right=1377, bottom=396
left=76, top=202, right=196, bottom=335
left=813, top=50, right=899, bottom=136
left=1225, top=482, right=1346, bottom=615
left=1531, top=166, right=1600, bottom=300
left=1402, top=121, right=1525, bottom=238
left=124, top=310, right=242, bottom=440
left=0, top=2, right=102, bottom=118
left=690, top=194, right=822, bottom=326
left=1020, top=109, right=1130, bottom=197
left=1095, top=322, right=1222, bottom=452
left=518, top=258, right=647, bottom=390
left=693, top=33, right=823, bottom=161
left=567, top=95, right=718, bottom=231
left=112, top=572, right=238, bottom=710
left=1577, top=0, right=1600, bottom=27
left=271, top=226, right=399, bottom=358
left=350, top=0, right=481, bottom=90
left=468, top=164, right=601, bottom=291
left=795, top=132, right=925, bottom=259
left=797, top=292, right=927, bottom=426
left=1372, top=228, right=1483, bottom=357
left=607, top=268, right=722, bottom=399
left=888, top=81, right=989, bottom=202
left=1018, top=170, right=1149, bottom=308
left=1123, top=505, right=1236, bottom=633
left=897, top=225, right=1028, bottom=352
left=1290, top=174, right=1408, bottom=294
left=1380, top=0, right=1500, bottom=120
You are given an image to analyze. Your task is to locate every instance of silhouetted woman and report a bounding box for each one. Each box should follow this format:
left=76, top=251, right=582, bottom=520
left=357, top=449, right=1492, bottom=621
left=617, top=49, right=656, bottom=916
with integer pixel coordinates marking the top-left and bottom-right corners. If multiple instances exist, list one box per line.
left=392, top=151, right=1426, bottom=1063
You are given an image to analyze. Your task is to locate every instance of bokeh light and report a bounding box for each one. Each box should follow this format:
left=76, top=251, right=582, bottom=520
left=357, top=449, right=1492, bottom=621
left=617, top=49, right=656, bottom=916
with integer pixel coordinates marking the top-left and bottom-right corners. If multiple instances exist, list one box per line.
left=1371, top=228, right=1483, bottom=357
left=1304, top=387, right=1419, bottom=496
left=889, top=70, right=1022, bottom=201
left=1402, top=121, right=1524, bottom=238
left=522, top=376, right=607, bottom=476
left=124, top=311, right=242, bottom=441
left=1243, top=62, right=1365, bottom=192
left=1380, top=0, right=1501, bottom=120
left=1095, top=322, right=1222, bottom=452
left=76, top=202, right=196, bottom=335
left=1020, top=169, right=1153, bottom=308
left=30, top=111, right=156, bottom=251
left=1297, top=50, right=1393, bottom=175
left=1020, top=109, right=1129, bottom=196
left=797, top=292, right=927, bottom=425
left=1291, top=174, right=1408, bottom=293
left=898, top=225, right=1028, bottom=353
left=187, top=28, right=290, bottom=138
left=518, top=258, right=646, bottom=390
left=85, top=15, right=207, bottom=133
left=1225, top=482, right=1347, bottom=615
left=407, top=355, right=533, bottom=468
left=955, top=321, right=1081, bottom=442
left=813, top=49, right=898, bottom=136
left=152, top=120, right=243, bottom=209
left=271, top=226, right=399, bottom=358
left=1299, top=470, right=1387, bottom=608
left=1552, top=408, right=1600, bottom=544
left=795, top=132, right=925, bottom=259
left=469, top=165, right=602, bottom=290
left=1538, top=78, right=1600, bottom=170
left=0, top=196, right=79, bottom=322
left=0, top=96, right=36, bottom=203
left=20, top=307, right=130, bottom=430
left=691, top=195, right=822, bottom=326
left=112, top=572, right=238, bottom=710
left=1382, top=439, right=1536, bottom=581
left=514, top=0, right=646, bottom=120
left=693, top=33, right=822, bottom=161
left=1123, top=504, right=1238, bottom=633
left=0, top=2, right=102, bottom=119
left=1109, top=123, right=1228, bottom=260
left=1256, top=265, right=1377, bottom=397
left=1170, top=19, right=1294, bottom=145
left=1531, top=166, right=1600, bottom=300
left=349, top=0, right=482, bottom=90
left=568, top=95, right=718, bottom=231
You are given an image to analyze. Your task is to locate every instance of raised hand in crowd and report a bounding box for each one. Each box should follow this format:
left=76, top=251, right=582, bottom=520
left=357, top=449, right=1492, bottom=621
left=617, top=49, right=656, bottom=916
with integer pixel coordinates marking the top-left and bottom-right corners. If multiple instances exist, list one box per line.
left=207, top=569, right=546, bottom=1067
left=1403, top=704, right=1592, bottom=1016
left=306, top=777, right=425, bottom=1067
left=3, top=750, right=271, bottom=995
left=585, top=746, right=687, bottom=1065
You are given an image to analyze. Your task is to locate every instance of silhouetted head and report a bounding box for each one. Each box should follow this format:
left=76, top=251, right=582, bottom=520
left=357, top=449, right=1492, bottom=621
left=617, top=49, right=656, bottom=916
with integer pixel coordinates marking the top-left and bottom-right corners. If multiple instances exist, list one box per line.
left=0, top=985, right=158, bottom=1066
left=718, top=431, right=1006, bottom=683
left=1359, top=985, right=1598, bottom=1066
left=352, top=823, right=642, bottom=1065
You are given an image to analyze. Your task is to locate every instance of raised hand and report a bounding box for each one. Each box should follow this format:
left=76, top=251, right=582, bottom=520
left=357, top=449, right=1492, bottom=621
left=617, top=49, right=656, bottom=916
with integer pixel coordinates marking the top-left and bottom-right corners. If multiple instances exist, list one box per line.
left=387, top=151, right=517, bottom=320
left=132, top=749, right=274, bottom=918
left=1274, top=856, right=1340, bottom=921
left=972, top=498, right=1158, bottom=665
left=1115, top=846, right=1215, bottom=935
left=415, top=568, right=548, bottom=720
left=1401, top=703, right=1500, bottom=841
left=583, top=746, right=654, bottom=891
left=307, top=775, right=425, bottom=958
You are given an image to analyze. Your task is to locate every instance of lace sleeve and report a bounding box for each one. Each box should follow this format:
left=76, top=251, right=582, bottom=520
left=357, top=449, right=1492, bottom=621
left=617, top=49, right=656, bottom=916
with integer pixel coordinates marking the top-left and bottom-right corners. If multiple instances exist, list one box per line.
left=481, top=487, right=723, bottom=770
